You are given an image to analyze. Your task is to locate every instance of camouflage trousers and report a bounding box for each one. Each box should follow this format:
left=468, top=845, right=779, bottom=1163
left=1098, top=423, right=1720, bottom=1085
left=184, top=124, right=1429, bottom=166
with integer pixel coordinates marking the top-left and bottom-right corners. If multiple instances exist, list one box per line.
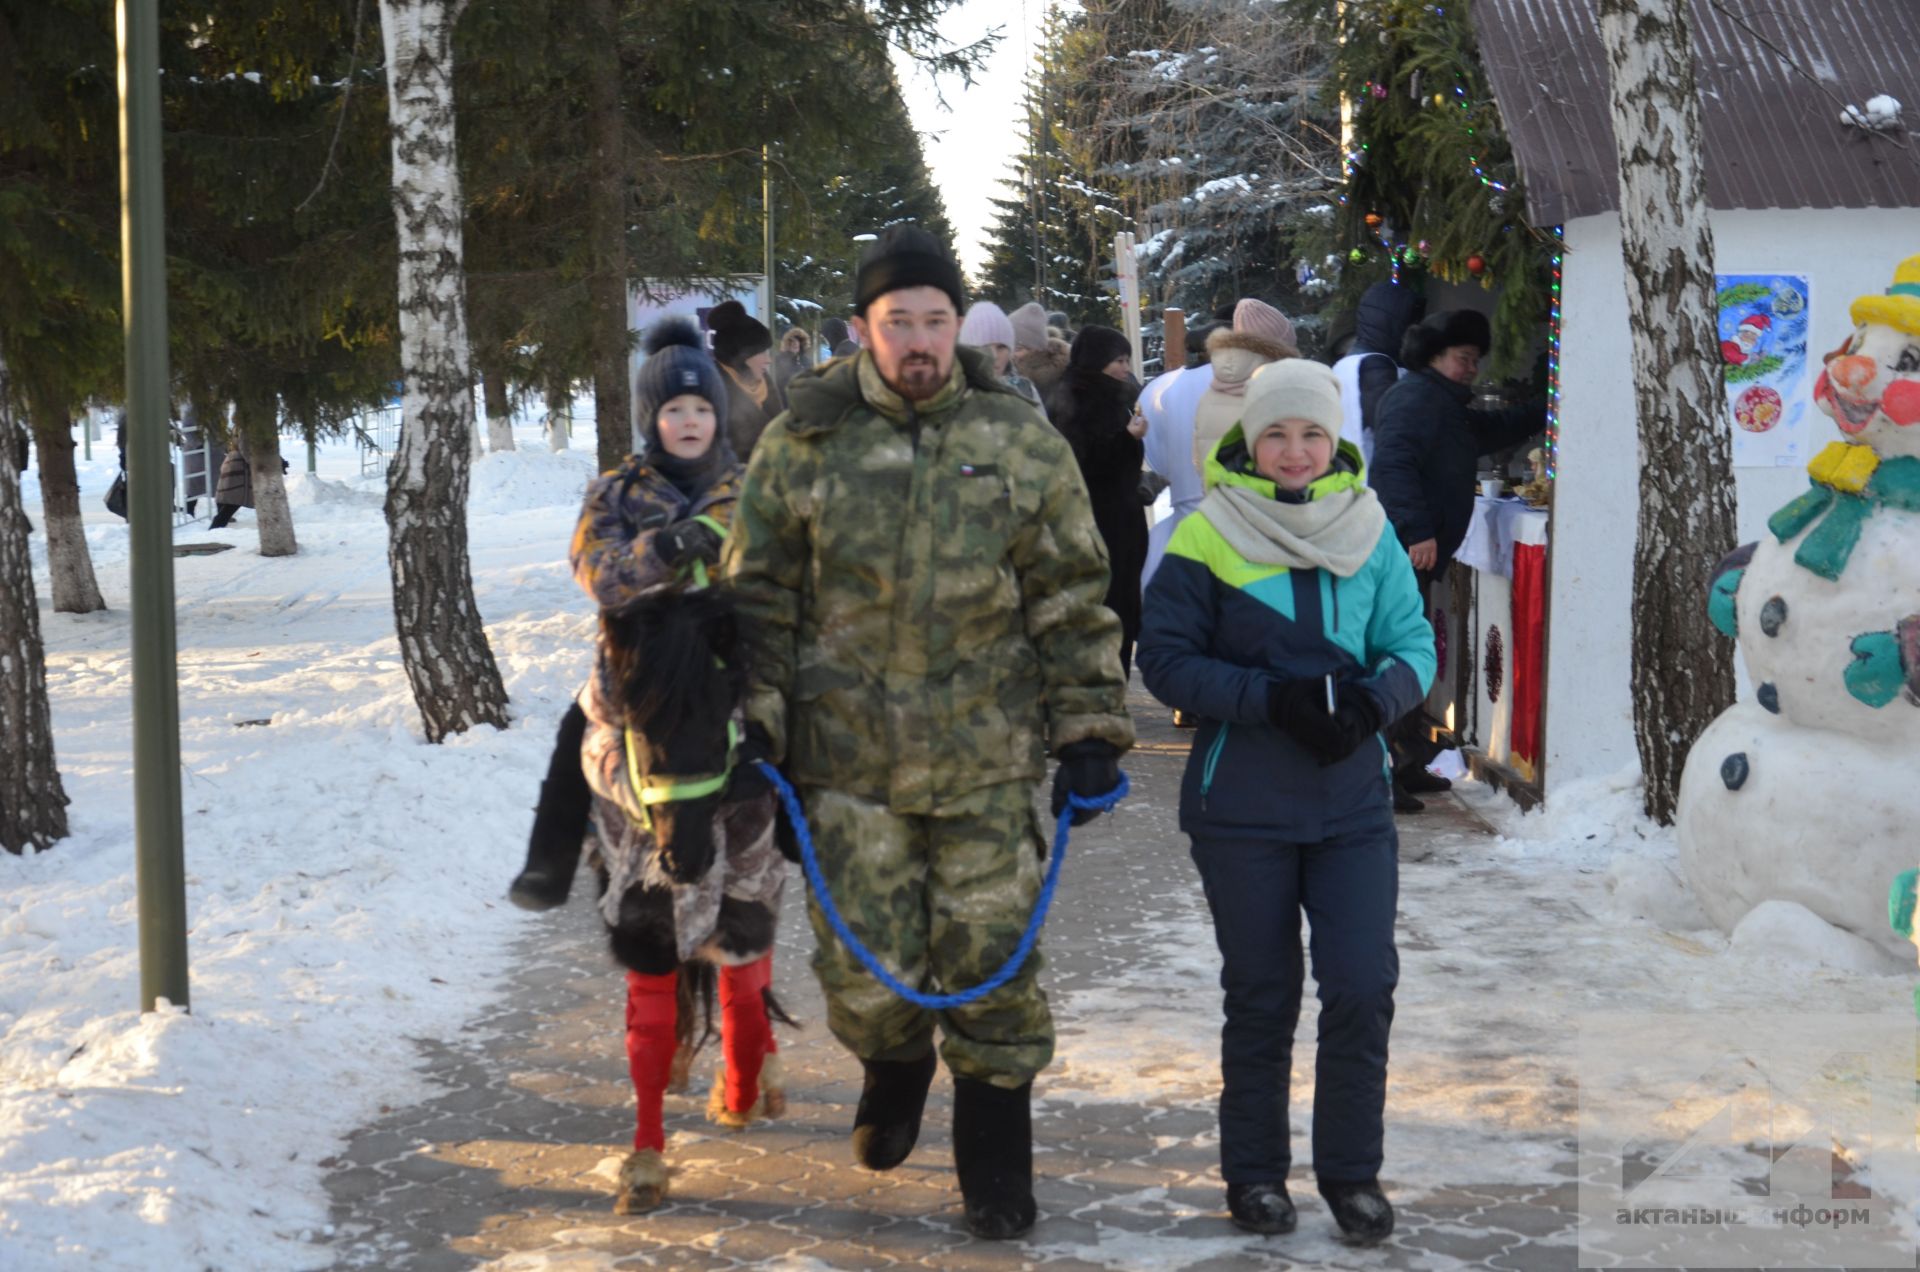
left=796, top=781, right=1054, bottom=1087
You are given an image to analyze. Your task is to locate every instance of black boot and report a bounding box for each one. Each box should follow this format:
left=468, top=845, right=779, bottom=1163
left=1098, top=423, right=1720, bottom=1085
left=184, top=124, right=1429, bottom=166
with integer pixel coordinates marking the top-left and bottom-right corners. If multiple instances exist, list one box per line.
left=509, top=705, right=592, bottom=911
left=1391, top=782, right=1425, bottom=815
left=850, top=1051, right=937, bottom=1171
left=507, top=782, right=580, bottom=911
left=1319, top=1178, right=1394, bottom=1245
left=1397, top=764, right=1453, bottom=795
left=1226, top=1181, right=1296, bottom=1235
left=952, top=1077, right=1036, bottom=1240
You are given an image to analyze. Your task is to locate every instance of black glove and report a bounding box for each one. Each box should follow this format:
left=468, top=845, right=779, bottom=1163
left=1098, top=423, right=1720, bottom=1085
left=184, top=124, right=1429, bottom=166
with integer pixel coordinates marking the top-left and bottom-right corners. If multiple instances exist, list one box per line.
left=1267, top=678, right=1385, bottom=767
left=1051, top=739, right=1121, bottom=827
left=658, top=519, right=722, bottom=570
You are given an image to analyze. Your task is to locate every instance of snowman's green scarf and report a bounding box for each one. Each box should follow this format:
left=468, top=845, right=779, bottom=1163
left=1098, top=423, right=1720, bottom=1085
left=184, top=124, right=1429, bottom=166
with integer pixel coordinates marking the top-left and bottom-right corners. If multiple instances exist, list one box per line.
left=1767, top=440, right=1920, bottom=581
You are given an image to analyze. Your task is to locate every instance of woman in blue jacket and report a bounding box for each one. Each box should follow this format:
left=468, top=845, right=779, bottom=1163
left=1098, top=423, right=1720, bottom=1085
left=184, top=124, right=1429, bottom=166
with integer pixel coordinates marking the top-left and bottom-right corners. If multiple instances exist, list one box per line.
left=1138, top=358, right=1435, bottom=1246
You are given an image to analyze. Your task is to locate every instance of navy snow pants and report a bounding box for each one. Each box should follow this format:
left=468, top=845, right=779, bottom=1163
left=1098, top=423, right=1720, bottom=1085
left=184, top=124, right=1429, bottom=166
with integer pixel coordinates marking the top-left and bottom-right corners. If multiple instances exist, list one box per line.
left=1189, top=807, right=1399, bottom=1186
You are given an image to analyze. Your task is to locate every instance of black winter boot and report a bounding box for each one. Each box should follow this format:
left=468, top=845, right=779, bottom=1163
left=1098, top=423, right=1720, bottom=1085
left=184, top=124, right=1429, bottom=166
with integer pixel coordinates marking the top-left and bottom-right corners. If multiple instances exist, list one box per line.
left=952, top=1077, right=1036, bottom=1240
left=1226, top=1181, right=1296, bottom=1234
left=850, top=1051, right=938, bottom=1171
left=1397, top=763, right=1453, bottom=795
left=1319, top=1178, right=1394, bottom=1245
left=1391, top=782, right=1426, bottom=815
left=509, top=705, right=593, bottom=911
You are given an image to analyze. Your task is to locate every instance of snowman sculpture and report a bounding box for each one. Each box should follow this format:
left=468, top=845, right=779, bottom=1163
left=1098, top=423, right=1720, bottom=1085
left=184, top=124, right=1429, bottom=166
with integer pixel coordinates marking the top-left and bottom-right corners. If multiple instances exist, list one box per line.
left=1677, top=254, right=1920, bottom=960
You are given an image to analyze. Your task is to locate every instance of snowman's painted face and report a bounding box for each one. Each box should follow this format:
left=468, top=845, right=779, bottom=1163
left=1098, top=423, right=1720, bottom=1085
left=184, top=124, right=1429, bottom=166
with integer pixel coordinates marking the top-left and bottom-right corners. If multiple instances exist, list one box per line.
left=1814, top=321, right=1920, bottom=457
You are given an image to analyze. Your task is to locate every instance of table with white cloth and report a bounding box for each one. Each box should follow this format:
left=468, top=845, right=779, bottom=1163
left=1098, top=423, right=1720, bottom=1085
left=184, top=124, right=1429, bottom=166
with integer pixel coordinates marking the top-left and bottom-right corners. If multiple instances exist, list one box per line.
left=1424, top=496, right=1549, bottom=784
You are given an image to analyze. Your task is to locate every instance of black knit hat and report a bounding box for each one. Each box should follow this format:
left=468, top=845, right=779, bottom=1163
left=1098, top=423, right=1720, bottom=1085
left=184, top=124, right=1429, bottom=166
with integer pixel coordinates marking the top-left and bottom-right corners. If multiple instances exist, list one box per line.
left=707, top=299, right=771, bottom=369
left=853, top=225, right=965, bottom=317
left=1401, top=308, right=1492, bottom=368
left=1068, top=324, right=1133, bottom=375
left=632, top=318, right=729, bottom=458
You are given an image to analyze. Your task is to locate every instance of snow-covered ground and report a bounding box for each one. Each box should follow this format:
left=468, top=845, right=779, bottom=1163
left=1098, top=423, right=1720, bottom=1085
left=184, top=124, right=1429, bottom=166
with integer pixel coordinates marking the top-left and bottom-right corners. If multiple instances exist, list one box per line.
left=3, top=423, right=603, bottom=1270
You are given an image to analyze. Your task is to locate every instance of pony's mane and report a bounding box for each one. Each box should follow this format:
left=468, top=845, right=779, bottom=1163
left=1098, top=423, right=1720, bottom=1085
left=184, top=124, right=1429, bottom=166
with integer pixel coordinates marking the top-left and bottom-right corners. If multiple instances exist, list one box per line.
left=601, top=588, right=748, bottom=744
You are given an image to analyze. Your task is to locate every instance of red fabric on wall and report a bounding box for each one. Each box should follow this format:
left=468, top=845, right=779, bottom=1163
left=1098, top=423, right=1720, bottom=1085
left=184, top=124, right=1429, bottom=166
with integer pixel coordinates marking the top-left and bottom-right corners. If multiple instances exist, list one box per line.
left=1510, top=542, right=1547, bottom=766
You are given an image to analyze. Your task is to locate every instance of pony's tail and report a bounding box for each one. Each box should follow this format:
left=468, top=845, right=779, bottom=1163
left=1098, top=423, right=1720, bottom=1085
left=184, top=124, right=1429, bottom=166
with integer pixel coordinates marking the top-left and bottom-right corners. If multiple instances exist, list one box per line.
left=676, top=960, right=718, bottom=1054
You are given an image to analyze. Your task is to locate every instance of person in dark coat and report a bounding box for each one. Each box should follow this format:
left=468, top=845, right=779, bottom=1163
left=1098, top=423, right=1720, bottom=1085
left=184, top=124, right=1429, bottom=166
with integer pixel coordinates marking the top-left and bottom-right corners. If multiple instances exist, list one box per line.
left=707, top=299, right=780, bottom=458
left=1330, top=282, right=1424, bottom=464
left=208, top=437, right=253, bottom=528
left=1368, top=309, right=1544, bottom=808
left=772, top=327, right=813, bottom=398
left=1369, top=310, right=1543, bottom=576
left=1046, top=325, right=1148, bottom=676
left=1138, top=358, right=1434, bottom=1245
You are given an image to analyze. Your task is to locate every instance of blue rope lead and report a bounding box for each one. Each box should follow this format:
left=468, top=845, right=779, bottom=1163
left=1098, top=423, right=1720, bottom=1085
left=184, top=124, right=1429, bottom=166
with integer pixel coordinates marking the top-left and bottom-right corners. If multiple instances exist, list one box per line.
left=755, top=760, right=1129, bottom=1010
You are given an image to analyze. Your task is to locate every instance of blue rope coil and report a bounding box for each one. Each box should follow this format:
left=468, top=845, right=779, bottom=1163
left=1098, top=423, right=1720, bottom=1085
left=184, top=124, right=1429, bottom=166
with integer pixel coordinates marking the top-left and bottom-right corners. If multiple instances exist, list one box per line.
left=755, top=760, right=1129, bottom=1010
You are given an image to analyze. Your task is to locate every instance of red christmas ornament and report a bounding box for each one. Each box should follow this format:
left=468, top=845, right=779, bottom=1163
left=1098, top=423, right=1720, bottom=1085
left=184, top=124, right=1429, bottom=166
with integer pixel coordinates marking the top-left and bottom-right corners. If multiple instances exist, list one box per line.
left=1364, top=212, right=1383, bottom=229
left=1466, top=253, right=1487, bottom=276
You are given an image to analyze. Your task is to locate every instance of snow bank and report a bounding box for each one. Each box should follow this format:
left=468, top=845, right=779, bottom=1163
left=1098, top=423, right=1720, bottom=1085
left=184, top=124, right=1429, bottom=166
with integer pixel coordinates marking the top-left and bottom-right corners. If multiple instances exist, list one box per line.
left=469, top=448, right=599, bottom=518
left=2, top=435, right=598, bottom=1270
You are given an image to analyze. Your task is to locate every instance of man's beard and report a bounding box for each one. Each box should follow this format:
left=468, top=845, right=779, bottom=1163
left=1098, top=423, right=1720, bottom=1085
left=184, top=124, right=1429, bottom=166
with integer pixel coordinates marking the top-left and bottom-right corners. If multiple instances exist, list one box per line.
left=888, top=354, right=948, bottom=401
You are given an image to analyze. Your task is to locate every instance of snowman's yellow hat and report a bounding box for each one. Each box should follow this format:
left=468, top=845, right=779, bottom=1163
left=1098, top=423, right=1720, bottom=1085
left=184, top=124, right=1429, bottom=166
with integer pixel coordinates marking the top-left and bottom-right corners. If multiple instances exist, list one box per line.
left=1850, top=254, right=1920, bottom=337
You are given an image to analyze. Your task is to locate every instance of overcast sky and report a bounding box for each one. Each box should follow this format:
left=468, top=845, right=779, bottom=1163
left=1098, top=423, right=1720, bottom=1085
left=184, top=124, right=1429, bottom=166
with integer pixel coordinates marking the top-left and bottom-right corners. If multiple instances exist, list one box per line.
left=890, top=0, right=1042, bottom=280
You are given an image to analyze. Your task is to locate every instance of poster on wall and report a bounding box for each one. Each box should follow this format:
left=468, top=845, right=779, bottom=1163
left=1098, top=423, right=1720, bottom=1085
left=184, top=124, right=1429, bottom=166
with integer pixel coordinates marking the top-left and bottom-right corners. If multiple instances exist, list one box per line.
left=1716, top=273, right=1812, bottom=468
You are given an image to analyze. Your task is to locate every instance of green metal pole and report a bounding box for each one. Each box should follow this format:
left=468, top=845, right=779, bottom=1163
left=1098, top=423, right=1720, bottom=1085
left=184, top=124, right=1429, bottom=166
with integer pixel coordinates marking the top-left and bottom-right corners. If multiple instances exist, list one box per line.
left=307, top=434, right=317, bottom=474
left=118, top=0, right=189, bottom=1014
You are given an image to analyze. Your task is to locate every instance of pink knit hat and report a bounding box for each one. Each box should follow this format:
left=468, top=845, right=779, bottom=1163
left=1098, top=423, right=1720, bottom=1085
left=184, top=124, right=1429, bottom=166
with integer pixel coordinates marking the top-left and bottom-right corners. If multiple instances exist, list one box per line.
left=1233, top=299, right=1297, bottom=351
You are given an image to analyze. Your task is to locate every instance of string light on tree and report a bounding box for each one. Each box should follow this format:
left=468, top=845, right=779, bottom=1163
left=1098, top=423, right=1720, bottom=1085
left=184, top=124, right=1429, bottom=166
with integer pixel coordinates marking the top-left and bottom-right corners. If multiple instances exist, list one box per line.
left=1546, top=226, right=1564, bottom=480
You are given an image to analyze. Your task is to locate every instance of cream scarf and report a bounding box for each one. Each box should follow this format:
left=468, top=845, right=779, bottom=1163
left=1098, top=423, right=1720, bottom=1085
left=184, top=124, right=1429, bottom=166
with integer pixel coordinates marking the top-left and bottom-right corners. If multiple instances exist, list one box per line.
left=1199, top=482, right=1387, bottom=578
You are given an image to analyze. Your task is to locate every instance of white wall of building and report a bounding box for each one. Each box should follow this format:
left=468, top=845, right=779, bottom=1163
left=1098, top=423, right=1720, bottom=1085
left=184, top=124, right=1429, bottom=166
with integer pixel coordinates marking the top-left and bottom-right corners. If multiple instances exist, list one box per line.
left=1545, top=208, right=1916, bottom=796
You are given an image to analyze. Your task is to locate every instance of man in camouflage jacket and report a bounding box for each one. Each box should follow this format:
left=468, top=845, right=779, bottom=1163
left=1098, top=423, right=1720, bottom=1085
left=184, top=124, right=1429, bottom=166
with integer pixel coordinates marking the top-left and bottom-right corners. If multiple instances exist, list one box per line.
left=722, top=226, right=1133, bottom=1239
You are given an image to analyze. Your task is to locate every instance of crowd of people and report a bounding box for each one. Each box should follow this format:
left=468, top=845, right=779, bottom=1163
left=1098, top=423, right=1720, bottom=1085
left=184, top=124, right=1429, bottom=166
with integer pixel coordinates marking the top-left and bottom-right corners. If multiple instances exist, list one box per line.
left=508, top=225, right=1545, bottom=1247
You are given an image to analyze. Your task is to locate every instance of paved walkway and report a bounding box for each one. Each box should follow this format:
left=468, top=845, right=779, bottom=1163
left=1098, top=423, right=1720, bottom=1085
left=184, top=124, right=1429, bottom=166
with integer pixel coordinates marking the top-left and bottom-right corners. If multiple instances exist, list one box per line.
left=323, top=692, right=1588, bottom=1271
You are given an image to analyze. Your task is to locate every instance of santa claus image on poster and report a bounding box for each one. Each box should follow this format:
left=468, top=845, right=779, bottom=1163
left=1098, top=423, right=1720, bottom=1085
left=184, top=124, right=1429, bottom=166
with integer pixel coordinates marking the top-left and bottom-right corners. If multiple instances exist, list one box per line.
left=1721, top=312, right=1771, bottom=365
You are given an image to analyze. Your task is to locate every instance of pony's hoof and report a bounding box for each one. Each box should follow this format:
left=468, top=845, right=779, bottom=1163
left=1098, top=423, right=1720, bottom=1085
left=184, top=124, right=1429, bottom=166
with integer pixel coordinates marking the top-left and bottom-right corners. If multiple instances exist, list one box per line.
left=613, top=1149, right=669, bottom=1214
left=706, top=1055, right=784, bottom=1129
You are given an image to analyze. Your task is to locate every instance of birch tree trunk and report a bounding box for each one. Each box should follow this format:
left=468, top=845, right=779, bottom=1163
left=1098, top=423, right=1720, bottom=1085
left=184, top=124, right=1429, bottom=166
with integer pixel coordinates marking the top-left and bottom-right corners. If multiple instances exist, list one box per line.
left=237, top=391, right=298, bottom=558
left=481, top=366, right=514, bottom=452
left=378, top=0, right=510, bottom=742
left=546, top=387, right=569, bottom=452
left=28, top=402, right=106, bottom=614
left=1600, top=0, right=1738, bottom=824
left=582, top=0, right=632, bottom=474
left=1, top=416, right=70, bottom=853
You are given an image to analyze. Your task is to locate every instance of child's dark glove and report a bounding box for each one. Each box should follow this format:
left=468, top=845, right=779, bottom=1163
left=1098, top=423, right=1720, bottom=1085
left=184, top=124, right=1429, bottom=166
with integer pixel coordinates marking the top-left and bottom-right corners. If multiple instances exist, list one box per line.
left=658, top=519, right=723, bottom=569
left=1051, top=739, right=1121, bottom=827
left=1267, top=679, right=1384, bottom=767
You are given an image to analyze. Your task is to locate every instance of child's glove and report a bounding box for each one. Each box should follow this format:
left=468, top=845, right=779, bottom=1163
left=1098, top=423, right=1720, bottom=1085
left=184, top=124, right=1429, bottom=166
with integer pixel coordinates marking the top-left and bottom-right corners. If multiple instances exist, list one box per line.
left=1267, top=678, right=1384, bottom=767
left=658, top=519, right=723, bottom=569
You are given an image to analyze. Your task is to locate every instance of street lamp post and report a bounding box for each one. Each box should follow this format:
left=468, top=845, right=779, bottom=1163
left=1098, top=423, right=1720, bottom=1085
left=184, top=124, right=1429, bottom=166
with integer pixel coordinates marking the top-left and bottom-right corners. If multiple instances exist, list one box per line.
left=117, top=0, right=189, bottom=1013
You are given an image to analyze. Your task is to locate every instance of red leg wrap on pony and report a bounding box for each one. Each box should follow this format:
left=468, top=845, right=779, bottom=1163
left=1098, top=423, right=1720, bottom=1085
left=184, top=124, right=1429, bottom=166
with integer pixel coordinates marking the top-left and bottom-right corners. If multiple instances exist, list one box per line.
left=718, top=956, right=774, bottom=1113
left=624, top=969, right=678, bottom=1152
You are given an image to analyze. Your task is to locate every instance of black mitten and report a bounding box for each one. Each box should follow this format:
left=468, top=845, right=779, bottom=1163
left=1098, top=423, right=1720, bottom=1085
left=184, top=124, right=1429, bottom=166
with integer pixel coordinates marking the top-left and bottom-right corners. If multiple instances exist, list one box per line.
left=1268, top=678, right=1384, bottom=767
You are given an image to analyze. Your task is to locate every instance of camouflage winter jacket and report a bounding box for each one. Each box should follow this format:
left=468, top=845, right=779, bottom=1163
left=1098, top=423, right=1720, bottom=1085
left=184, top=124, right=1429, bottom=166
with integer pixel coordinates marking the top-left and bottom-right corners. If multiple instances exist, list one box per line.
left=570, top=456, right=743, bottom=613
left=722, top=345, right=1134, bottom=814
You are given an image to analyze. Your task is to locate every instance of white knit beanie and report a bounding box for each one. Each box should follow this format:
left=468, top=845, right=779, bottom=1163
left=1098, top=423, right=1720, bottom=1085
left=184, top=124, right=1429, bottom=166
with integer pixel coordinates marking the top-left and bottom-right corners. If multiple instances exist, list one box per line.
left=1241, top=359, right=1344, bottom=439
left=959, top=301, right=1017, bottom=350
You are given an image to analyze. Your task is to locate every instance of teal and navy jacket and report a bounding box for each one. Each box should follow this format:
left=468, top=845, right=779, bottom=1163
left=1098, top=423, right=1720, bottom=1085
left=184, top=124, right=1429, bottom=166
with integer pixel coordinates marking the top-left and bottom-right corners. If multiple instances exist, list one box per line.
left=1138, top=429, right=1437, bottom=841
